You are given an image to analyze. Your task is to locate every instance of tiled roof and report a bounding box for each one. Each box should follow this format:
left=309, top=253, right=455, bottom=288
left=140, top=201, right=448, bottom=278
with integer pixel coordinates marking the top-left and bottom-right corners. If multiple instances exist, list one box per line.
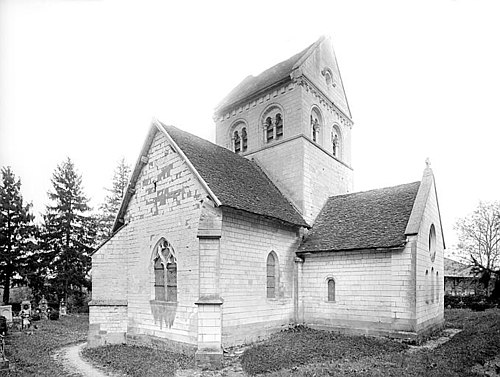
left=298, top=182, right=421, bottom=253
left=162, top=125, right=308, bottom=228
left=444, top=258, right=476, bottom=278
left=215, top=39, right=320, bottom=114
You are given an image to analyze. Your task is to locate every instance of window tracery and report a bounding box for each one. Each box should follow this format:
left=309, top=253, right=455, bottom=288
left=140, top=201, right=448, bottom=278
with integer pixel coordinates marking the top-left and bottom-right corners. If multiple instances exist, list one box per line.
left=153, top=238, right=177, bottom=302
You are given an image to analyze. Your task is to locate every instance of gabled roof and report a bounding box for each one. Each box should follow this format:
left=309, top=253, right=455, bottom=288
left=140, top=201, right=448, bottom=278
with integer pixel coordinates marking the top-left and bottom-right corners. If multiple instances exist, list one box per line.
left=214, top=37, right=323, bottom=114
left=444, top=258, right=476, bottom=278
left=112, top=121, right=308, bottom=232
left=161, top=124, right=308, bottom=228
left=298, top=182, right=421, bottom=253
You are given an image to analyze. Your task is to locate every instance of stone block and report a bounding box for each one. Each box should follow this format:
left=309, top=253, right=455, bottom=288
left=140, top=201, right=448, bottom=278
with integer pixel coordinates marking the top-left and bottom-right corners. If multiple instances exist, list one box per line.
left=195, top=348, right=223, bottom=369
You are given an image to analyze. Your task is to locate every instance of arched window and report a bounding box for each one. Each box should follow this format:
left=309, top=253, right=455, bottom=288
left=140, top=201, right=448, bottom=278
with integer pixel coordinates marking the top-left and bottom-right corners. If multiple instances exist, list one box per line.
left=429, top=224, right=437, bottom=262
left=425, top=269, right=429, bottom=304
left=241, top=128, right=248, bottom=151
left=152, top=238, right=177, bottom=302
left=327, top=278, right=335, bottom=302
left=431, top=267, right=435, bottom=303
left=275, top=114, right=283, bottom=140
left=266, top=117, right=273, bottom=143
left=266, top=252, right=277, bottom=298
left=234, top=130, right=241, bottom=153
left=231, top=121, right=248, bottom=154
left=331, top=127, right=341, bottom=158
left=436, top=271, right=440, bottom=303
left=262, top=106, right=284, bottom=144
left=311, top=108, right=322, bottom=144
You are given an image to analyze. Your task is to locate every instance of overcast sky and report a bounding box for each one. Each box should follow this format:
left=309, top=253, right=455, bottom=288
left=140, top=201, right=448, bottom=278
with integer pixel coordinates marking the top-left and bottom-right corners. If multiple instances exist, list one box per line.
left=1, top=0, right=499, bottom=252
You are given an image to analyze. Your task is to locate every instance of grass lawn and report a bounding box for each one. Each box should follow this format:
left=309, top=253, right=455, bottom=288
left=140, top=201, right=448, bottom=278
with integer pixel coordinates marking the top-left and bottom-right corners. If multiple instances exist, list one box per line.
left=6, top=309, right=497, bottom=376
left=81, top=344, right=194, bottom=377
left=241, top=308, right=500, bottom=376
left=1, top=314, right=88, bottom=376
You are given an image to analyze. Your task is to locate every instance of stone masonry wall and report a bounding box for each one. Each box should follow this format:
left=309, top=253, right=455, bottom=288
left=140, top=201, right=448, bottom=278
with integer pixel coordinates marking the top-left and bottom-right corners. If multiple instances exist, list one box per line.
left=302, top=140, right=353, bottom=223
left=219, top=207, right=300, bottom=346
left=90, top=130, right=208, bottom=348
left=415, top=180, right=445, bottom=332
left=300, top=247, right=416, bottom=336
left=89, top=225, right=130, bottom=346
left=123, top=130, right=207, bottom=346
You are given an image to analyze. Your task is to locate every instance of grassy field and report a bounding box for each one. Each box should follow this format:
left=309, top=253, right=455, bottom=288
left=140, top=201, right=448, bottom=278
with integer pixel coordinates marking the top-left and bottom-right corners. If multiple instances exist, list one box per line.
left=2, top=309, right=499, bottom=376
left=241, top=309, right=500, bottom=376
left=1, top=314, right=88, bottom=376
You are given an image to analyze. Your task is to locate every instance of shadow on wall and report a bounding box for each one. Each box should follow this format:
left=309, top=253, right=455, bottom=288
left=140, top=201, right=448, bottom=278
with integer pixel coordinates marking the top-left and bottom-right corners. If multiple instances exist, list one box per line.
left=150, top=300, right=177, bottom=329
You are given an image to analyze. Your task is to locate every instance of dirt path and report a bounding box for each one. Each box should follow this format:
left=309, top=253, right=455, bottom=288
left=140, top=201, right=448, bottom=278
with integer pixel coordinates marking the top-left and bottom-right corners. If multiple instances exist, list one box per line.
left=52, top=342, right=123, bottom=377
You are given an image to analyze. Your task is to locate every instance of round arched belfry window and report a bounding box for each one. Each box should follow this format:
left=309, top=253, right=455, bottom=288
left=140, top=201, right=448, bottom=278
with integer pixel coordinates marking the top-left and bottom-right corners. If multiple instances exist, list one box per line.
left=429, top=224, right=437, bottom=262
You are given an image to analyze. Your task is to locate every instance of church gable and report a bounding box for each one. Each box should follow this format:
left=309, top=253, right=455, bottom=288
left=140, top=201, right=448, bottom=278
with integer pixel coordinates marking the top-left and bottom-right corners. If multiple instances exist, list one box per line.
left=160, top=123, right=308, bottom=228
left=293, top=36, right=351, bottom=118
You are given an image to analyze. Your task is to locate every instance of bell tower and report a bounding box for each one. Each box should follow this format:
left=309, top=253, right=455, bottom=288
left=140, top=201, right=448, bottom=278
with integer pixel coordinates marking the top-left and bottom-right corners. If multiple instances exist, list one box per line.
left=214, top=36, right=353, bottom=224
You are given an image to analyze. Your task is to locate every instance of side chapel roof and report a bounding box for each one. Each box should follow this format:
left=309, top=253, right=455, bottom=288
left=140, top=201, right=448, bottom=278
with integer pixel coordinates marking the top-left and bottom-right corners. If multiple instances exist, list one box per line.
left=214, top=37, right=323, bottom=114
left=112, top=122, right=308, bottom=233
left=444, top=258, right=476, bottom=278
left=298, top=182, right=421, bottom=253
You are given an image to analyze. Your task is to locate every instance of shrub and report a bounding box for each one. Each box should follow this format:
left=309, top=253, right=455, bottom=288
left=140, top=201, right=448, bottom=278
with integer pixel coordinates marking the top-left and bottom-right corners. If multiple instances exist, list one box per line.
left=444, top=294, right=497, bottom=310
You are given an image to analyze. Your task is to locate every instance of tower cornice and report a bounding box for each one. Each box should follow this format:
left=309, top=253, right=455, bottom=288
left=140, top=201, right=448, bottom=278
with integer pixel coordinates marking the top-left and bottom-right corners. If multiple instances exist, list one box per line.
left=293, top=74, right=353, bottom=129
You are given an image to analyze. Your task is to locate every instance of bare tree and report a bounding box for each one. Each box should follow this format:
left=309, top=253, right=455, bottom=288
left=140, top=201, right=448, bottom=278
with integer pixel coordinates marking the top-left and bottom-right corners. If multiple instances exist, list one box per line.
left=455, top=201, right=500, bottom=295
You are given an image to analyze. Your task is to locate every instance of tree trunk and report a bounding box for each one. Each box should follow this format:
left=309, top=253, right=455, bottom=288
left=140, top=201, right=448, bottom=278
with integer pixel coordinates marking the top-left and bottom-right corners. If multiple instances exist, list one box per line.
left=2, top=264, right=12, bottom=304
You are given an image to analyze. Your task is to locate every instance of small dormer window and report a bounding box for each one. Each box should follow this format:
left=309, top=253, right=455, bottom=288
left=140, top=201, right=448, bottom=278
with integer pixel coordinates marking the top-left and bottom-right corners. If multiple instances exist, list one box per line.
left=234, top=130, right=241, bottom=153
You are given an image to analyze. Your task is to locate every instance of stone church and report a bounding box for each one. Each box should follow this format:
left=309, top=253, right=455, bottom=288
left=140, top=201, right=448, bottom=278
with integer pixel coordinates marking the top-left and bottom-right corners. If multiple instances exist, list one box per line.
left=88, top=36, right=445, bottom=364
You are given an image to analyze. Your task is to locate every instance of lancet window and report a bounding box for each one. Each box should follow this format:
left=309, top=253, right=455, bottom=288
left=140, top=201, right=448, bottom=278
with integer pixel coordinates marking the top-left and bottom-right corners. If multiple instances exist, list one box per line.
left=153, top=238, right=177, bottom=302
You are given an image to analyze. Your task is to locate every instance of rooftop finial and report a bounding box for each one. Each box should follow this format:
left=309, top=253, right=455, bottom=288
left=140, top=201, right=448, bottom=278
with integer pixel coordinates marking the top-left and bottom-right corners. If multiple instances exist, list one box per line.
left=425, top=157, right=431, bottom=168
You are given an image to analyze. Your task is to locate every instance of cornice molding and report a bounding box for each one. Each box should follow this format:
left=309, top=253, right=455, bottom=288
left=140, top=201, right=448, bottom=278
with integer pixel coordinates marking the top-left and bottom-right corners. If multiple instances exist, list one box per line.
left=294, top=75, right=353, bottom=129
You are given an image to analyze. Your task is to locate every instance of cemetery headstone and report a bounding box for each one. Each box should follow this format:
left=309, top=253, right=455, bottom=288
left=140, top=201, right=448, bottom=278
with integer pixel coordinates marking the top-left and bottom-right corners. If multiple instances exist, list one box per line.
left=20, top=301, right=31, bottom=330
left=39, top=297, right=48, bottom=320
left=59, top=300, right=67, bottom=316
left=0, top=306, right=12, bottom=324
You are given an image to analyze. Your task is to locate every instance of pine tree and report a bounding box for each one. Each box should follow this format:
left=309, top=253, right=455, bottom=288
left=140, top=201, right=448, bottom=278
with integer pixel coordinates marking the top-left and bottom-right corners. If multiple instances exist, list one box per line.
left=97, top=158, right=131, bottom=242
left=40, top=158, right=96, bottom=304
left=0, top=167, right=36, bottom=304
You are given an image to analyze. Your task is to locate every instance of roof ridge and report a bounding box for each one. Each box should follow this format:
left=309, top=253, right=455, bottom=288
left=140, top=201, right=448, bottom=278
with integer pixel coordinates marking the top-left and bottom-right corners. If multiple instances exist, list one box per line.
left=328, top=181, right=421, bottom=200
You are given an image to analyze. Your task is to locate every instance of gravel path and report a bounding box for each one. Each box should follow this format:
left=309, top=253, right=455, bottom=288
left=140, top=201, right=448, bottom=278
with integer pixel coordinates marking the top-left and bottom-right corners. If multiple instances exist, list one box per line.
left=52, top=342, right=123, bottom=377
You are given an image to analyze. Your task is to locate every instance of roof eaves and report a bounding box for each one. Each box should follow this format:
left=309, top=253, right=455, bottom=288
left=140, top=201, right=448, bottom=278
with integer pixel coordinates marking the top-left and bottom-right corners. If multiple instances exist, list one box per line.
left=215, top=76, right=291, bottom=116
left=297, top=242, right=407, bottom=254
left=220, top=204, right=308, bottom=229
left=112, top=125, right=158, bottom=232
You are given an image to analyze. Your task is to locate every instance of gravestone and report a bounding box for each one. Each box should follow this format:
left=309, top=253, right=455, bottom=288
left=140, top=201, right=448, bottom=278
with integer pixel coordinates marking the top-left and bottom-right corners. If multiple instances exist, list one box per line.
left=20, top=301, right=31, bottom=329
left=38, top=297, right=48, bottom=319
left=0, top=306, right=12, bottom=324
left=59, top=300, right=67, bottom=316
left=0, top=334, right=9, bottom=371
